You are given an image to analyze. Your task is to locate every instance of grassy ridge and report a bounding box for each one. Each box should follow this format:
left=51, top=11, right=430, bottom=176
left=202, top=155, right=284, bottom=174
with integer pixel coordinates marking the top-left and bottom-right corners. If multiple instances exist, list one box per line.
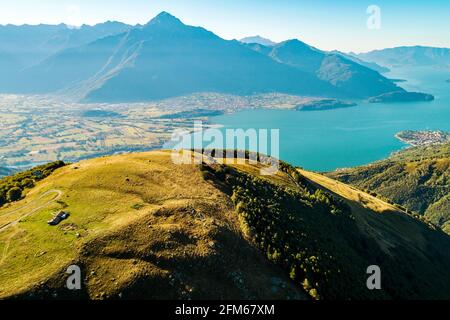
left=328, top=143, right=450, bottom=234
left=0, top=152, right=304, bottom=299
left=1, top=151, right=449, bottom=299
left=202, top=160, right=450, bottom=299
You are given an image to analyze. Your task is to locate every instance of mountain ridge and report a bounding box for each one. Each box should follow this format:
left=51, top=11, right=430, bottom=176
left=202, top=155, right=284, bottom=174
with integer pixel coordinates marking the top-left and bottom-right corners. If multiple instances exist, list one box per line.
left=17, top=13, right=343, bottom=102
left=246, top=40, right=403, bottom=98
left=356, top=45, right=450, bottom=68
left=240, top=35, right=277, bottom=46
left=1, top=150, right=449, bottom=299
left=1, top=12, right=408, bottom=102
left=328, top=143, right=450, bottom=234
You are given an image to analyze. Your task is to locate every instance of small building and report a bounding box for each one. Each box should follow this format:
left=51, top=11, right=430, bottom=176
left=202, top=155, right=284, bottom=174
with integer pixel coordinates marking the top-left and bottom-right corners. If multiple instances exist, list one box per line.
left=47, top=211, right=70, bottom=226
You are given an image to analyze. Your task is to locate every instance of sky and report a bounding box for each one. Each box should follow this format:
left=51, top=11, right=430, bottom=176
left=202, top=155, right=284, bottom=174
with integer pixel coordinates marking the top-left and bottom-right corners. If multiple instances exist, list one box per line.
left=0, top=0, right=449, bottom=53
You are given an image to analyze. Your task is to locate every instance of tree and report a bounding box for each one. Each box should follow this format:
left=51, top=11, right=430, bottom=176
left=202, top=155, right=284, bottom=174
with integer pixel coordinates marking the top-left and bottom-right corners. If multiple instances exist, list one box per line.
left=7, top=187, right=22, bottom=202
left=289, top=266, right=297, bottom=280
left=309, top=288, right=320, bottom=300
left=21, top=178, right=35, bottom=189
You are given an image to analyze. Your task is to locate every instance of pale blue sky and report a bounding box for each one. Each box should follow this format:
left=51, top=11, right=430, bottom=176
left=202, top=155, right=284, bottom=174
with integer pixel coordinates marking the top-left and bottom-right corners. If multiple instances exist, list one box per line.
left=0, top=0, right=449, bottom=53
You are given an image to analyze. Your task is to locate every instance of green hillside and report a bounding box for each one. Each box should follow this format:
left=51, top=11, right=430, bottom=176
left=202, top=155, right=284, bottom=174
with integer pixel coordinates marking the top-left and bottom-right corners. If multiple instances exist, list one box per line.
left=328, top=143, right=450, bottom=234
left=0, top=151, right=449, bottom=300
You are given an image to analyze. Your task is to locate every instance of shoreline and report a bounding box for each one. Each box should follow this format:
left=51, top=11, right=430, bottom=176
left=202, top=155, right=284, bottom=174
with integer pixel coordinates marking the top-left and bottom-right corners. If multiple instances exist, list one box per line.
left=395, top=130, right=450, bottom=147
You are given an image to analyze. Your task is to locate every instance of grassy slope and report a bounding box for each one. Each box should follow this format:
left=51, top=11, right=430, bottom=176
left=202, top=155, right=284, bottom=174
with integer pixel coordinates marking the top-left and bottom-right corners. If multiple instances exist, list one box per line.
left=0, top=150, right=449, bottom=299
left=0, top=151, right=304, bottom=300
left=328, top=143, right=450, bottom=234
left=209, top=162, right=450, bottom=299
left=298, top=169, right=450, bottom=297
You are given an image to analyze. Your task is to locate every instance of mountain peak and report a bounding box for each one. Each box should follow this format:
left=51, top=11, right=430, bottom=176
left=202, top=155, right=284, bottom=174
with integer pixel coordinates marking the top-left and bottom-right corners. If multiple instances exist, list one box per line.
left=146, top=11, right=184, bottom=27
left=277, top=39, right=322, bottom=53
left=280, top=39, right=309, bottom=47
left=240, top=35, right=276, bottom=46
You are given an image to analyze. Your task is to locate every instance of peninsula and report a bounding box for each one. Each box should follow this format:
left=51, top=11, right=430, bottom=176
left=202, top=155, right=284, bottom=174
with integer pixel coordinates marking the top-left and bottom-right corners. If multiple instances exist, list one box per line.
left=369, top=91, right=434, bottom=103
left=295, top=99, right=357, bottom=111
left=395, top=130, right=450, bottom=146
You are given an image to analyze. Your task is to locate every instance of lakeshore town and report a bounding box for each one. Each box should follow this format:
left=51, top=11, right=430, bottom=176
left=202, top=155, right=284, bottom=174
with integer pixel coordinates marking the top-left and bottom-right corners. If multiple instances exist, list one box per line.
left=396, top=130, right=450, bottom=147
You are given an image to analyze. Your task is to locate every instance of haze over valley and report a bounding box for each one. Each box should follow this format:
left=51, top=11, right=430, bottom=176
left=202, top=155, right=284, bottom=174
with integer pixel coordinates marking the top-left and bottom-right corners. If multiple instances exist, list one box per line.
left=1, top=12, right=448, bottom=172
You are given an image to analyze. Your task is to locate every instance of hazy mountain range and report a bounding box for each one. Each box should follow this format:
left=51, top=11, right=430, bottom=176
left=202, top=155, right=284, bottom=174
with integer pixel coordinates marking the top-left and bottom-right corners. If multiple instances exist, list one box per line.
left=0, top=22, right=131, bottom=78
left=243, top=39, right=400, bottom=98
left=0, top=12, right=445, bottom=102
left=329, top=51, right=390, bottom=74
left=355, top=46, right=450, bottom=68
left=240, top=35, right=277, bottom=46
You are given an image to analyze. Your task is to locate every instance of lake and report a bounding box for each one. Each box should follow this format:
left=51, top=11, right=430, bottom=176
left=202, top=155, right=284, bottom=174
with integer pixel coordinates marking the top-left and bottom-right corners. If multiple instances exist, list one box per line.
left=209, top=66, right=450, bottom=171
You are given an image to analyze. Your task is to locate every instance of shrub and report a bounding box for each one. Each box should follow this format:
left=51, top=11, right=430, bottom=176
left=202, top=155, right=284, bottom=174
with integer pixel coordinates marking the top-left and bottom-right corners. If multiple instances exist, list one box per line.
left=21, top=178, right=35, bottom=189
left=0, top=161, right=66, bottom=207
left=7, top=187, right=22, bottom=202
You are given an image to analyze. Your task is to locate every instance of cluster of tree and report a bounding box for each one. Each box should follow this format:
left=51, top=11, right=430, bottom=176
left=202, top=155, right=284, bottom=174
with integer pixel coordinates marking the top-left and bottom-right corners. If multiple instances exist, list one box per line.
left=329, top=157, right=448, bottom=232
left=0, top=161, right=66, bottom=206
left=201, top=163, right=381, bottom=299
left=200, top=161, right=450, bottom=299
left=227, top=172, right=355, bottom=299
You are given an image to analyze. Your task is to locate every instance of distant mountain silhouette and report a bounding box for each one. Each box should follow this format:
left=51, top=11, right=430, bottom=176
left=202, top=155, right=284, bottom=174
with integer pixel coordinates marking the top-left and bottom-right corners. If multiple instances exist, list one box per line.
left=247, top=39, right=402, bottom=98
left=1, top=12, right=407, bottom=102
left=0, top=21, right=132, bottom=91
left=13, top=12, right=344, bottom=101
left=0, top=22, right=131, bottom=66
left=330, top=51, right=390, bottom=73
left=357, top=46, right=450, bottom=68
left=240, top=36, right=276, bottom=46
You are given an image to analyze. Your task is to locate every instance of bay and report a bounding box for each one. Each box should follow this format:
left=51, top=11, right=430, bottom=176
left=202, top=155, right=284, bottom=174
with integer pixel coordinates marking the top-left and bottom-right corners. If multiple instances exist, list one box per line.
left=209, top=66, right=450, bottom=171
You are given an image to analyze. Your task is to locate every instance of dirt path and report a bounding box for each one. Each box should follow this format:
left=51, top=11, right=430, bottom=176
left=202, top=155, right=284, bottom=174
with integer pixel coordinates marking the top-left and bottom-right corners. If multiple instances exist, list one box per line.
left=0, top=227, right=19, bottom=265
left=0, top=189, right=63, bottom=233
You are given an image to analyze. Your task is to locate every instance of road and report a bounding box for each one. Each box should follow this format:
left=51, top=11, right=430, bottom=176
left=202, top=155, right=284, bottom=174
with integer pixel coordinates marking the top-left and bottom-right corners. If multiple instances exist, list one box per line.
left=0, top=189, right=63, bottom=233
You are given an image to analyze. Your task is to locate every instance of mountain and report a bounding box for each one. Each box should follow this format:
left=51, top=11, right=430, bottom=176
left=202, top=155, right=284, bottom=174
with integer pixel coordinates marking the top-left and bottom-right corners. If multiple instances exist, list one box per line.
left=328, top=143, right=450, bottom=234
left=0, top=22, right=131, bottom=67
left=0, top=22, right=132, bottom=92
left=246, top=39, right=403, bottom=98
left=356, top=46, right=450, bottom=68
left=6, top=12, right=411, bottom=102
left=1, top=12, right=433, bottom=102
left=0, top=52, right=21, bottom=88
left=331, top=51, right=390, bottom=73
left=1, top=150, right=450, bottom=299
left=240, top=35, right=276, bottom=46
left=15, top=12, right=343, bottom=101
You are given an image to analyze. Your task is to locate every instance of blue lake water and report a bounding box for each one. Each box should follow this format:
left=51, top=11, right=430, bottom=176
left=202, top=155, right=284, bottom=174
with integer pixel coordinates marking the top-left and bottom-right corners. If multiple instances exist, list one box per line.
left=208, top=66, right=450, bottom=171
